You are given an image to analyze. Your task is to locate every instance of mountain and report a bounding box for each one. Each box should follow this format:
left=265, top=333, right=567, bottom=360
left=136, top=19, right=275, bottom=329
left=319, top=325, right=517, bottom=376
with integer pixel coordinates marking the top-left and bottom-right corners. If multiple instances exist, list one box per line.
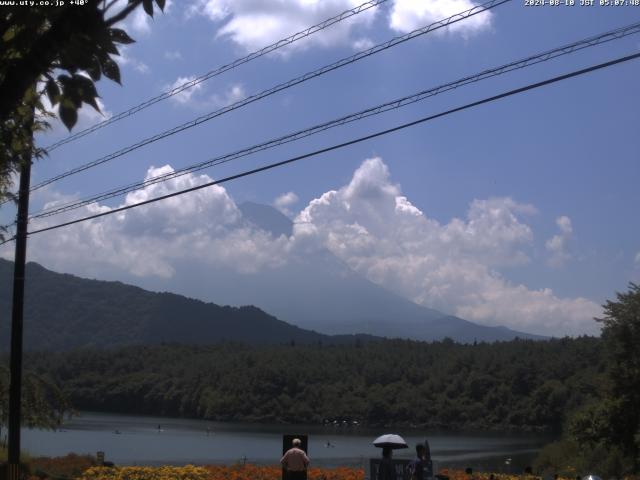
left=132, top=202, right=545, bottom=342
left=0, top=259, right=373, bottom=351
left=0, top=203, right=544, bottom=347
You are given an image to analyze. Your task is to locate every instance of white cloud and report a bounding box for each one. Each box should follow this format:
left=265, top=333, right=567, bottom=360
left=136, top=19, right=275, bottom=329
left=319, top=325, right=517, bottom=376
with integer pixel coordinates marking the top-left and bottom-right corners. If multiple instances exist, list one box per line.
left=164, top=77, right=244, bottom=109
left=351, top=37, right=375, bottom=50
left=130, top=7, right=152, bottom=34
left=164, top=76, right=205, bottom=106
left=545, top=215, right=573, bottom=267
left=209, top=84, right=246, bottom=108
left=7, top=166, right=288, bottom=279
left=110, top=0, right=173, bottom=35
left=5, top=157, right=601, bottom=337
left=274, top=191, right=299, bottom=216
left=190, top=0, right=378, bottom=54
left=186, top=0, right=495, bottom=57
left=389, top=0, right=493, bottom=37
left=164, top=50, right=183, bottom=60
left=293, top=158, right=600, bottom=336
left=115, top=46, right=150, bottom=74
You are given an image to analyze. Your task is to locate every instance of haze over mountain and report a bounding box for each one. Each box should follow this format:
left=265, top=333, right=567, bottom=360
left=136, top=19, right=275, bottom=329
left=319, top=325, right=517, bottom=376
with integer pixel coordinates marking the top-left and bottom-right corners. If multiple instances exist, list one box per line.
left=132, top=202, right=544, bottom=342
left=0, top=259, right=379, bottom=351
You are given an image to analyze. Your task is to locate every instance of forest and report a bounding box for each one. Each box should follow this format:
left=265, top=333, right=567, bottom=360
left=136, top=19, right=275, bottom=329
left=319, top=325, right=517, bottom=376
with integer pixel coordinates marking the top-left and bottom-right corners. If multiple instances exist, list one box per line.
left=22, top=336, right=603, bottom=432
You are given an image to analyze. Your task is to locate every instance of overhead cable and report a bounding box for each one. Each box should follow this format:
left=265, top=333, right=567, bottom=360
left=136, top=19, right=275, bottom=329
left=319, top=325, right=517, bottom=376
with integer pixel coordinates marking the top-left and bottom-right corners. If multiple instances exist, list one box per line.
left=29, top=22, right=640, bottom=220
left=22, top=51, right=640, bottom=238
left=43, top=0, right=390, bottom=152
left=27, top=0, right=510, bottom=194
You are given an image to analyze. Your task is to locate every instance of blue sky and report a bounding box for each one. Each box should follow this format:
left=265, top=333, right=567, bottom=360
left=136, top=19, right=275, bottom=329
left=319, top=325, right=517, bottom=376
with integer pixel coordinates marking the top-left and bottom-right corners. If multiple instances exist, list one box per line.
left=1, top=0, right=639, bottom=336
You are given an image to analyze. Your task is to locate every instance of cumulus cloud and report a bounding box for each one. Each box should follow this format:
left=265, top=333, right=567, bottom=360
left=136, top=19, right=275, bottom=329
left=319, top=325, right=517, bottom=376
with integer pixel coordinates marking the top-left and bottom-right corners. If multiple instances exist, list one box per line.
left=5, top=157, right=601, bottom=337
left=545, top=215, right=573, bottom=267
left=293, top=158, right=600, bottom=335
left=274, top=192, right=299, bottom=216
left=389, top=0, right=493, bottom=37
left=8, top=166, right=289, bottom=279
left=189, top=0, right=378, bottom=54
left=189, top=0, right=493, bottom=54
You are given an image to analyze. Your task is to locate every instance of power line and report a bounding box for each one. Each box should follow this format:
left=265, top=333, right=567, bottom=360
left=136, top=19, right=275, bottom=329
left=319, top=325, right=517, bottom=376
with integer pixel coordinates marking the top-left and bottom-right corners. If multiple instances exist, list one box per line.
left=26, top=0, right=510, bottom=194
left=0, top=235, right=16, bottom=247
left=23, top=51, right=640, bottom=238
left=43, top=0, right=389, bottom=152
left=28, top=21, right=640, bottom=221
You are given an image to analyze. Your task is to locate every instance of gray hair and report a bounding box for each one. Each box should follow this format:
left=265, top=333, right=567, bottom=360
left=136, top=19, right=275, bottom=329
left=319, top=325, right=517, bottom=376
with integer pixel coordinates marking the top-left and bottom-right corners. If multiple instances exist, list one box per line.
left=292, top=438, right=302, bottom=446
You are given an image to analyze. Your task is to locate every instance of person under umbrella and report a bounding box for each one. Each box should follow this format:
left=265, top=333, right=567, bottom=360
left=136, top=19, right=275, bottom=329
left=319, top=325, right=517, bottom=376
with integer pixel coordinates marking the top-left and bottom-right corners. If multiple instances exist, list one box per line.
left=372, top=434, right=409, bottom=480
left=378, top=446, right=395, bottom=480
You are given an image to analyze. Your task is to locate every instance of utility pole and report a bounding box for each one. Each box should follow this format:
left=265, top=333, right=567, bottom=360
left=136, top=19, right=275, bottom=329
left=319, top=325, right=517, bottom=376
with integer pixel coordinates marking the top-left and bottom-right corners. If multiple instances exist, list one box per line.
left=6, top=114, right=33, bottom=480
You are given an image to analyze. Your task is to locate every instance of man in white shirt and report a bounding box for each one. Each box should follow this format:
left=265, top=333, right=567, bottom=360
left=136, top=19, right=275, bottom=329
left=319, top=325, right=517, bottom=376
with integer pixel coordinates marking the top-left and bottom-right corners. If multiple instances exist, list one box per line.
left=281, top=438, right=310, bottom=480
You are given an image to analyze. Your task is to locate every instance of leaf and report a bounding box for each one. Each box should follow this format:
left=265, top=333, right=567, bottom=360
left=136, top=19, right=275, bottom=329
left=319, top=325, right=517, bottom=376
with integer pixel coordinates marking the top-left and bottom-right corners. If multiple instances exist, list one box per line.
left=101, top=57, right=121, bottom=84
left=73, top=75, right=100, bottom=111
left=155, top=0, right=166, bottom=10
left=45, top=79, right=60, bottom=106
left=85, top=57, right=102, bottom=81
left=2, top=27, right=16, bottom=42
left=59, top=103, right=78, bottom=131
left=104, top=42, right=120, bottom=56
left=142, top=0, right=154, bottom=17
left=110, top=28, right=135, bottom=45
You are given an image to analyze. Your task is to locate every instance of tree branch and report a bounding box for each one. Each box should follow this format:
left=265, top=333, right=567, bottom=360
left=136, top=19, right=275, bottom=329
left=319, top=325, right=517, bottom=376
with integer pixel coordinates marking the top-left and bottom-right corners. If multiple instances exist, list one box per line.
left=105, top=0, right=143, bottom=27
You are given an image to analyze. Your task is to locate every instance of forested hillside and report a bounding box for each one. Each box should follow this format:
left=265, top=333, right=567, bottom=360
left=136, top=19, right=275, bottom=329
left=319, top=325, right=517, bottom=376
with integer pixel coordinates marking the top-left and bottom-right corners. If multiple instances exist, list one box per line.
left=24, top=337, right=603, bottom=431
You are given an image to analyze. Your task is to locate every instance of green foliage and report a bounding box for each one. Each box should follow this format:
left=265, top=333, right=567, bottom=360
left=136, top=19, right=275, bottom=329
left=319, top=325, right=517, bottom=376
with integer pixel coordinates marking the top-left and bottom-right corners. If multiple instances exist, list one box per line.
left=533, top=438, right=632, bottom=477
left=597, top=283, right=640, bottom=464
left=0, top=365, right=73, bottom=432
left=535, top=283, right=640, bottom=475
left=22, top=337, right=603, bottom=431
left=0, top=0, right=166, bottom=205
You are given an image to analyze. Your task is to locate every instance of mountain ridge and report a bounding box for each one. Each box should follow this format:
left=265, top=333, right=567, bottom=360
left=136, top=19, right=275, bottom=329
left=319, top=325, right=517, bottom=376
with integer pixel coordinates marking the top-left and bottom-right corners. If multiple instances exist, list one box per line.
left=0, top=259, right=376, bottom=351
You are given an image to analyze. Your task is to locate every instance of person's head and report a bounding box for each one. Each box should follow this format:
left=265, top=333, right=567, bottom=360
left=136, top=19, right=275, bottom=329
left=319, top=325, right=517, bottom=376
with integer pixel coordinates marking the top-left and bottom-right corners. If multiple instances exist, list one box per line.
left=382, top=447, right=392, bottom=459
left=292, top=438, right=302, bottom=448
left=416, top=444, right=426, bottom=458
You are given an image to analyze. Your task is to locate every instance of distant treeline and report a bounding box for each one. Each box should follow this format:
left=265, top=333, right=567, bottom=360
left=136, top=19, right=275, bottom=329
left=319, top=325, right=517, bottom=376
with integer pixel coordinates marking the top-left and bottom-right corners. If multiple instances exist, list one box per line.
left=24, top=337, right=603, bottom=431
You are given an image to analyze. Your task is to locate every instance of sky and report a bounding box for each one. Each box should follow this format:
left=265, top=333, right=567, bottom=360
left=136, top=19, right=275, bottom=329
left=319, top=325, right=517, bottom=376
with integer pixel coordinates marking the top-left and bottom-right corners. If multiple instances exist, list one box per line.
left=1, top=0, right=639, bottom=337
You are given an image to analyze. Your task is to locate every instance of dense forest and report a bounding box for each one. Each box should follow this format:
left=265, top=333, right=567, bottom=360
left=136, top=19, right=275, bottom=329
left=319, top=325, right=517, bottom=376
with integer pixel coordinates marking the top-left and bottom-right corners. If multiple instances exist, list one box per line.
left=23, top=337, right=603, bottom=432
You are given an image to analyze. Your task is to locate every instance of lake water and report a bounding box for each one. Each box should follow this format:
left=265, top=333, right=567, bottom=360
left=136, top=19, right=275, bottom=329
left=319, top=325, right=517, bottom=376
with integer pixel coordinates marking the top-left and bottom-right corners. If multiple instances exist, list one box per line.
left=22, top=412, right=553, bottom=473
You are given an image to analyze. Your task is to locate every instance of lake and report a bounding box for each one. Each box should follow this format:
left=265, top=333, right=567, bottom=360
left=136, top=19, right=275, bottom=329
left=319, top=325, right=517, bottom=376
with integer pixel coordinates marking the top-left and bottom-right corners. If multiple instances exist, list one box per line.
left=22, top=412, right=553, bottom=472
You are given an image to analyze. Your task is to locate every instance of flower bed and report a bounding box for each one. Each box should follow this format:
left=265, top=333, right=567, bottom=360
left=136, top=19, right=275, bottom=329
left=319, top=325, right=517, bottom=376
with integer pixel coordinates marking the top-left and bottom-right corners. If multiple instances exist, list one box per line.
left=26, top=462, right=640, bottom=480
left=76, top=465, right=365, bottom=480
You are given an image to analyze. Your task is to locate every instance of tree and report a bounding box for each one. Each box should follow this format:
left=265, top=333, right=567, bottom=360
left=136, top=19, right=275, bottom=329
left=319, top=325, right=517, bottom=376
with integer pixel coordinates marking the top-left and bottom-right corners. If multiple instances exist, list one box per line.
left=0, top=365, right=72, bottom=440
left=0, top=0, right=166, bottom=204
left=596, top=282, right=640, bottom=471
